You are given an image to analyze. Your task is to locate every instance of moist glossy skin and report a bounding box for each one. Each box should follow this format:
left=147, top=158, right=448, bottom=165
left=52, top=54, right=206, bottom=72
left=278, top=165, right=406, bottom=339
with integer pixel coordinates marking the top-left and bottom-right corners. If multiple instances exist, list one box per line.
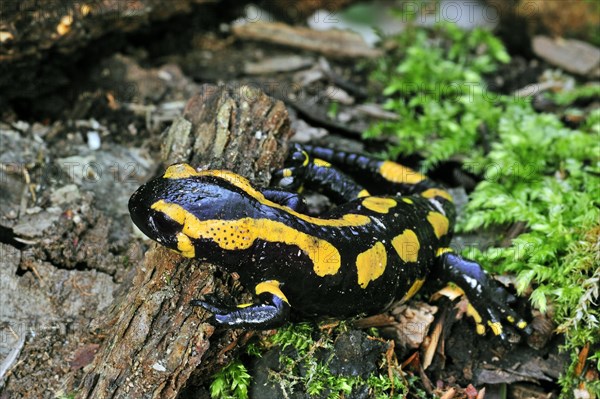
left=128, top=145, right=530, bottom=338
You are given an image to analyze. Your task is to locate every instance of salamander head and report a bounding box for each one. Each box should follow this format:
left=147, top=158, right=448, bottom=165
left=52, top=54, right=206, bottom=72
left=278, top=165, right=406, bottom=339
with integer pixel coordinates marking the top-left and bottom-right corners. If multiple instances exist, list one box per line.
left=128, top=164, right=257, bottom=257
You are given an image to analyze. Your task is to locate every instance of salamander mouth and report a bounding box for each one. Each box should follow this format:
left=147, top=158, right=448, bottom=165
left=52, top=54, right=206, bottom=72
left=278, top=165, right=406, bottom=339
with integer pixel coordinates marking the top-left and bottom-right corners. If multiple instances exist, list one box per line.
left=128, top=184, right=182, bottom=248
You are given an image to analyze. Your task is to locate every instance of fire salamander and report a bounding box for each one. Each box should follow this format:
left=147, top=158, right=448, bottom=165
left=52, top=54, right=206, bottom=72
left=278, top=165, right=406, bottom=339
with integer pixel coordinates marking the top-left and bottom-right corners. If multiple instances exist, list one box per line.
left=128, top=144, right=531, bottom=340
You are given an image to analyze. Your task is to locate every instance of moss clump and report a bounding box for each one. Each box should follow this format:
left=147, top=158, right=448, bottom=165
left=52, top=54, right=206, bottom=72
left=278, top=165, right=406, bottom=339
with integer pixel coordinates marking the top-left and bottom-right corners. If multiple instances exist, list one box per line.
left=367, top=22, right=599, bottom=397
left=365, top=22, right=511, bottom=169
left=210, top=360, right=251, bottom=399
left=211, top=322, right=417, bottom=399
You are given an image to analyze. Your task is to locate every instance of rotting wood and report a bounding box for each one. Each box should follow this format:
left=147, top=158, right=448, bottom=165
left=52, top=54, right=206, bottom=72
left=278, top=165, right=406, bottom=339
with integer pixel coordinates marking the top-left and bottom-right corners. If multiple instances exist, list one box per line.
left=77, top=84, right=293, bottom=398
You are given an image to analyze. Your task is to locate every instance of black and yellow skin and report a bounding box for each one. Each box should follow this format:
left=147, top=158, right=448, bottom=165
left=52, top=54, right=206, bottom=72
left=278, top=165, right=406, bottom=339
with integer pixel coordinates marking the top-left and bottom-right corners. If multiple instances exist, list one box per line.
left=128, top=144, right=531, bottom=339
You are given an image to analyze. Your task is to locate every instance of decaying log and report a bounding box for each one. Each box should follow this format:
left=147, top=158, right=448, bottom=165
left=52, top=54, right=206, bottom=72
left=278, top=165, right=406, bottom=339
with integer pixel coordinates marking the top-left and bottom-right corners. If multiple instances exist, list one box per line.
left=77, top=84, right=292, bottom=398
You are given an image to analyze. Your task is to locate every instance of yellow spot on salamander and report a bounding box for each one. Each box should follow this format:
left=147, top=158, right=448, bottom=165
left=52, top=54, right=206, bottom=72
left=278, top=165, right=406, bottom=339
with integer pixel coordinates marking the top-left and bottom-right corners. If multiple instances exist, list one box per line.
left=151, top=200, right=342, bottom=277
left=427, top=212, right=449, bottom=239
left=152, top=200, right=188, bottom=225
left=441, top=284, right=465, bottom=299
left=379, top=161, right=426, bottom=184
left=517, top=320, right=527, bottom=330
left=255, top=280, right=289, bottom=304
left=421, top=188, right=453, bottom=202
left=466, top=303, right=482, bottom=323
left=163, top=164, right=199, bottom=179
left=356, top=242, right=387, bottom=289
left=476, top=324, right=486, bottom=335
left=401, top=278, right=425, bottom=302
left=392, top=229, right=420, bottom=263
left=402, top=198, right=413, bottom=204
left=302, top=151, right=310, bottom=167
left=357, top=189, right=370, bottom=198
left=487, top=321, right=503, bottom=336
left=313, top=158, right=331, bottom=168
left=507, top=315, right=515, bottom=323
left=361, top=197, right=397, bottom=214
left=176, top=232, right=195, bottom=258
left=436, top=247, right=453, bottom=257
left=237, top=303, right=253, bottom=308
left=282, top=168, right=292, bottom=177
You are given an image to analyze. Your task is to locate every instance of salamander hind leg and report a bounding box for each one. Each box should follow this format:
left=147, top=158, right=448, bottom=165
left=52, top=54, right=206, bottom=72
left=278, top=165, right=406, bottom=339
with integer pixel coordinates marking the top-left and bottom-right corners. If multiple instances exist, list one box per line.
left=433, top=250, right=531, bottom=341
left=191, top=280, right=290, bottom=329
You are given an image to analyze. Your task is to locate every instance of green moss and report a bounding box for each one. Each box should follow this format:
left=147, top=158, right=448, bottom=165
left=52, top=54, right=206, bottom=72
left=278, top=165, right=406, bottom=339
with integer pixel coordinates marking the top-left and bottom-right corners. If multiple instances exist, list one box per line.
left=210, top=360, right=251, bottom=399
left=551, top=83, right=600, bottom=106
left=460, top=105, right=599, bottom=397
left=270, top=321, right=321, bottom=356
left=365, top=22, right=511, bottom=169
left=233, top=322, right=417, bottom=399
left=368, top=22, right=600, bottom=397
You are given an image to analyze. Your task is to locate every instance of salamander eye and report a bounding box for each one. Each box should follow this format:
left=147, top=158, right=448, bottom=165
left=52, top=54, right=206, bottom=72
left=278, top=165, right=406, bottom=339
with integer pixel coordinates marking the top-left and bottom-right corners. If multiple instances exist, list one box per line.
left=149, top=212, right=182, bottom=236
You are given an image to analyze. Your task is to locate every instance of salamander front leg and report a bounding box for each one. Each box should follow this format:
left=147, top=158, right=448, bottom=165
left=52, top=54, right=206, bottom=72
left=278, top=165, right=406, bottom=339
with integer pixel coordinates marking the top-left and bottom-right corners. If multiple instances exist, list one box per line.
left=273, top=143, right=369, bottom=203
left=262, top=188, right=308, bottom=213
left=191, top=280, right=291, bottom=329
left=271, top=143, right=309, bottom=191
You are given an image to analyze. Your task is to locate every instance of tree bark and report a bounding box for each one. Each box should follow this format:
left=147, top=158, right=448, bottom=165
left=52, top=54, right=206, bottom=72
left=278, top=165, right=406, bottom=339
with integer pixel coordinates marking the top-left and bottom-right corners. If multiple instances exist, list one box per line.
left=77, top=84, right=292, bottom=398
